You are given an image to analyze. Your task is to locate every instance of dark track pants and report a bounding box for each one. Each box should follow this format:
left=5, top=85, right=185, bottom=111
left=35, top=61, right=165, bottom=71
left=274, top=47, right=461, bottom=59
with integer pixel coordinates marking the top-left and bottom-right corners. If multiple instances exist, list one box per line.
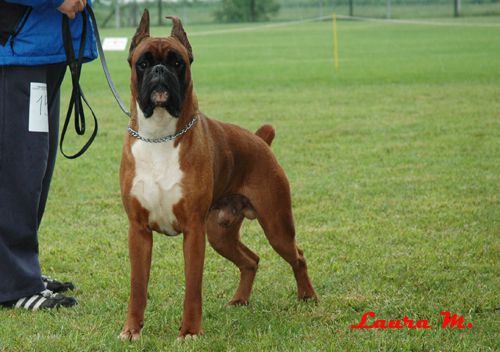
left=0, top=64, right=65, bottom=302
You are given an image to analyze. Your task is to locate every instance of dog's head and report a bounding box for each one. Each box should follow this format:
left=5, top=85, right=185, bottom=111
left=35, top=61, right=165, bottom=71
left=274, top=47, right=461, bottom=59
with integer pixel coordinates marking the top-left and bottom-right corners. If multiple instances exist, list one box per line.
left=128, top=10, right=194, bottom=118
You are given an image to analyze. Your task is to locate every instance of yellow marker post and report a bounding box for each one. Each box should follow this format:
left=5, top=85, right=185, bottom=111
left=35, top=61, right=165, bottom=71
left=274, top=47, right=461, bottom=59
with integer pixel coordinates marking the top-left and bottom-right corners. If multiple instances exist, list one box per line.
left=332, top=13, right=339, bottom=71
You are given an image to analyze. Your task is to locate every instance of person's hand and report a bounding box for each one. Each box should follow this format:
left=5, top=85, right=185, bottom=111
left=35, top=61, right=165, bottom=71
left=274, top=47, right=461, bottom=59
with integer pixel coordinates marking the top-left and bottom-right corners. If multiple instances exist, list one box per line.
left=58, top=0, right=87, bottom=20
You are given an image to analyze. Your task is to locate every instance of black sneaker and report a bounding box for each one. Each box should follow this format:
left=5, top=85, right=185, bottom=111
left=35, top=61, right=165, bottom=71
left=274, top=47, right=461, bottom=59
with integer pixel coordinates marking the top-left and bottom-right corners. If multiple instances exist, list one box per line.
left=0, top=289, right=77, bottom=310
left=42, top=275, right=75, bottom=293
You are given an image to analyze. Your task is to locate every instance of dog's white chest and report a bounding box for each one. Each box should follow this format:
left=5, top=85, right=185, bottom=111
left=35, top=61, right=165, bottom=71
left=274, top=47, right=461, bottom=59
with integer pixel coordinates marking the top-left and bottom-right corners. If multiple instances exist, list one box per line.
left=130, top=107, right=183, bottom=236
left=130, top=141, right=183, bottom=236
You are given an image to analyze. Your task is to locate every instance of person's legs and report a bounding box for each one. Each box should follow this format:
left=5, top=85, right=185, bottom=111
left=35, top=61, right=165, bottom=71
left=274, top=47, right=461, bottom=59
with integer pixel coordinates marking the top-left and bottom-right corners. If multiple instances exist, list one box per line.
left=38, top=63, right=66, bottom=226
left=0, top=63, right=66, bottom=303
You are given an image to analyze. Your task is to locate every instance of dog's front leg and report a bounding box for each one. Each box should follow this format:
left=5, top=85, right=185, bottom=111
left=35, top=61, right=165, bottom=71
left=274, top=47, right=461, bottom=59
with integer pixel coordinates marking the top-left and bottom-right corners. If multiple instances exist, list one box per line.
left=179, top=224, right=206, bottom=338
left=120, top=222, right=153, bottom=341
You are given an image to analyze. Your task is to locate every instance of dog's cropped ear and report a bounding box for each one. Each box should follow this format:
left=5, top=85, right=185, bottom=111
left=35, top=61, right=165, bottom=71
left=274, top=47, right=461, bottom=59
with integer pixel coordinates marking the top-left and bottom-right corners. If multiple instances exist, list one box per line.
left=128, top=9, right=150, bottom=65
left=166, top=16, right=193, bottom=64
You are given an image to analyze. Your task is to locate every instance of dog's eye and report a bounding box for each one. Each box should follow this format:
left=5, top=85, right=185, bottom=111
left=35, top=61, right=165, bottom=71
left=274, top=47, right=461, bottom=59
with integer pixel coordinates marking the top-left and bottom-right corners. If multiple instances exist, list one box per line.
left=139, top=61, right=148, bottom=69
left=174, top=58, right=185, bottom=68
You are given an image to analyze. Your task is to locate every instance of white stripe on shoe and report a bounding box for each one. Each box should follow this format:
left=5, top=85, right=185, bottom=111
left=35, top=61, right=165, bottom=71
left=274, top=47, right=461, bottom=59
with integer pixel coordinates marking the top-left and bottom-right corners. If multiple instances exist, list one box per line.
left=15, top=297, right=27, bottom=308
left=32, top=297, right=47, bottom=311
left=28, top=295, right=43, bottom=310
left=23, top=295, right=39, bottom=309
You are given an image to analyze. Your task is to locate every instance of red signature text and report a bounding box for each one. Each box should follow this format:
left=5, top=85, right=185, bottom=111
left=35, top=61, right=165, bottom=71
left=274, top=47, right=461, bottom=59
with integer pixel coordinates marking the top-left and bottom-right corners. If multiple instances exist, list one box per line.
left=351, top=311, right=472, bottom=329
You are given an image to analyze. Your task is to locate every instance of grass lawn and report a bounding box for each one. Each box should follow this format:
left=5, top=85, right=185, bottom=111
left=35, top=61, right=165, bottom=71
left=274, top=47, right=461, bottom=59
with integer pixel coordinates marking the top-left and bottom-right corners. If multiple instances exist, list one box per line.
left=1, top=16, right=499, bottom=351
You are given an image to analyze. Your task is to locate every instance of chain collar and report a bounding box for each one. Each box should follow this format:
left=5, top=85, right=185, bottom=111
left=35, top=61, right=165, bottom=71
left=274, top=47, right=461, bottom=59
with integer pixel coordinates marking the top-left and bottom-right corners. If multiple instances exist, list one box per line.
left=128, top=116, right=198, bottom=143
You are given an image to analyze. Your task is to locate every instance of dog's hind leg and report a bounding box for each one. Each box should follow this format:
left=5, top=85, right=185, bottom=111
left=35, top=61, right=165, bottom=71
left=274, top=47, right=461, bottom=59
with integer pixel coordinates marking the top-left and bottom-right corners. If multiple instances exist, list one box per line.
left=206, top=212, right=259, bottom=305
left=244, top=176, right=317, bottom=302
left=260, top=208, right=317, bottom=301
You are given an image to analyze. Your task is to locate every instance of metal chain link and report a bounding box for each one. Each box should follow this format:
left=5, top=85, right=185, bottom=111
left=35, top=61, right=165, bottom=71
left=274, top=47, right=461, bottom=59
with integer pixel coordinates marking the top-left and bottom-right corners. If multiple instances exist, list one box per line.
left=127, top=116, right=198, bottom=143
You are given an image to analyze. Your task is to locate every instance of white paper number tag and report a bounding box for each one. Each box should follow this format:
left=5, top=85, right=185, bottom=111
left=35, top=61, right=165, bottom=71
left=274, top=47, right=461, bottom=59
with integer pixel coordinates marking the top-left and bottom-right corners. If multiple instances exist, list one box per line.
left=29, top=82, right=48, bottom=133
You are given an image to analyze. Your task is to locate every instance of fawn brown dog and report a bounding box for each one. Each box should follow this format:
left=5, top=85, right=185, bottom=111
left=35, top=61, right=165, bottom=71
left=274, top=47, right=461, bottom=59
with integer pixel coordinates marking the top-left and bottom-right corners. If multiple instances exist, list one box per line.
left=119, top=10, right=317, bottom=340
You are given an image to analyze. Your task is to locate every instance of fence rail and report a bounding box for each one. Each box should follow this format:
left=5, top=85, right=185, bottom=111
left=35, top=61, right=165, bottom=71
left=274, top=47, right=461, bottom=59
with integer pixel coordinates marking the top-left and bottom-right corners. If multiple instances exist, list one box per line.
left=91, top=0, right=500, bottom=28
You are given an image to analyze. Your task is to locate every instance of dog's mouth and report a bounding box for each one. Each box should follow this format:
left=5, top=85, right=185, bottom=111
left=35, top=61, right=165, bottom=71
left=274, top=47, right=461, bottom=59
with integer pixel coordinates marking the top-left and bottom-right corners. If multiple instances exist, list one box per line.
left=150, top=87, right=169, bottom=107
left=139, top=78, right=182, bottom=118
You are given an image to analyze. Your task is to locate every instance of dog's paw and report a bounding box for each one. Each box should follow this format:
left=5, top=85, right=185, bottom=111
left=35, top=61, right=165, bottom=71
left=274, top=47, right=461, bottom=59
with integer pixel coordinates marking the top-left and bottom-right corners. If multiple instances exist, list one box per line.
left=228, top=298, right=249, bottom=306
left=298, top=294, right=319, bottom=303
left=178, top=327, right=203, bottom=340
left=118, top=329, right=141, bottom=342
left=176, top=333, right=200, bottom=342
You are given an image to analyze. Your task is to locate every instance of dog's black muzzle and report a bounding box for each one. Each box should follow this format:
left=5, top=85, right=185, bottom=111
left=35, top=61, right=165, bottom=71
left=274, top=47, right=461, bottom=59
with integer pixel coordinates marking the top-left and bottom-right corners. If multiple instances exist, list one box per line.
left=139, top=64, right=183, bottom=118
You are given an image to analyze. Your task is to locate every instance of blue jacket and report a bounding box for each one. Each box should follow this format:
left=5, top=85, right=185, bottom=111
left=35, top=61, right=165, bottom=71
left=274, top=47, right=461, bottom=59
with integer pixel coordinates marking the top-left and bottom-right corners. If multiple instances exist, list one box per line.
left=0, top=0, right=97, bottom=65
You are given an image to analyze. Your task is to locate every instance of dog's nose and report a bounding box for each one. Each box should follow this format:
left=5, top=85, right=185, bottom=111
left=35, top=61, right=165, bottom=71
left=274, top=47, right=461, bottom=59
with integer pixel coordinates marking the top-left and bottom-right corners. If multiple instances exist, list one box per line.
left=152, top=64, right=167, bottom=75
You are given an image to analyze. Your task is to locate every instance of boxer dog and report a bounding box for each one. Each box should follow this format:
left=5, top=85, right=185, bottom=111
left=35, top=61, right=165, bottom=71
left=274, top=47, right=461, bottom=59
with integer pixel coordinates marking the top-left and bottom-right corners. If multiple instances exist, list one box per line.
left=119, top=9, right=317, bottom=340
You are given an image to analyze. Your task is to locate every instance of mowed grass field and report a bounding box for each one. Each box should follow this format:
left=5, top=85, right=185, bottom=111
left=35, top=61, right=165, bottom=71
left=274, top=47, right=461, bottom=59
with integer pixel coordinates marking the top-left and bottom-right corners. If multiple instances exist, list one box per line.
left=1, top=16, right=499, bottom=351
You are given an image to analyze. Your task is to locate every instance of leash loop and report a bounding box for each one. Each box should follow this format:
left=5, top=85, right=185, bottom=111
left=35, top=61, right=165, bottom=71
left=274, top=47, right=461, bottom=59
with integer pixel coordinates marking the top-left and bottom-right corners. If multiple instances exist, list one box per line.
left=60, top=9, right=97, bottom=159
left=60, top=5, right=130, bottom=159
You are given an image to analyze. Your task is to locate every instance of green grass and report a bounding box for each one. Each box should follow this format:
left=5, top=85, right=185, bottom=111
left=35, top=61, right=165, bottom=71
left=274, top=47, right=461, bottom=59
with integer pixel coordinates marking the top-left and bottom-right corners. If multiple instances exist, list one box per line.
left=1, top=17, right=499, bottom=351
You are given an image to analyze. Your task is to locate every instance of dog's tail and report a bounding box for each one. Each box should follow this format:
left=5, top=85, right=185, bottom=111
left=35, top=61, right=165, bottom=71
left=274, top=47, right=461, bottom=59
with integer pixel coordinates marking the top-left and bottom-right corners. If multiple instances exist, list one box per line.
left=255, top=124, right=275, bottom=146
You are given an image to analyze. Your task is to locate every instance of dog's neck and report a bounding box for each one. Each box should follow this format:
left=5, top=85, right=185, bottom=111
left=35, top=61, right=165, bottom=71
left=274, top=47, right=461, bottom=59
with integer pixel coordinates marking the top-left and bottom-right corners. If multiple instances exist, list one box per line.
left=135, top=101, right=178, bottom=139
left=130, top=84, right=198, bottom=140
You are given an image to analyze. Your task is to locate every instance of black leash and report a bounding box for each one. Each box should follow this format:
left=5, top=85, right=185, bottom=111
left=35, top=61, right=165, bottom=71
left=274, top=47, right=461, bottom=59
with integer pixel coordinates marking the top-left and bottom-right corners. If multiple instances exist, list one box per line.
left=61, top=9, right=96, bottom=159
left=61, top=5, right=130, bottom=159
